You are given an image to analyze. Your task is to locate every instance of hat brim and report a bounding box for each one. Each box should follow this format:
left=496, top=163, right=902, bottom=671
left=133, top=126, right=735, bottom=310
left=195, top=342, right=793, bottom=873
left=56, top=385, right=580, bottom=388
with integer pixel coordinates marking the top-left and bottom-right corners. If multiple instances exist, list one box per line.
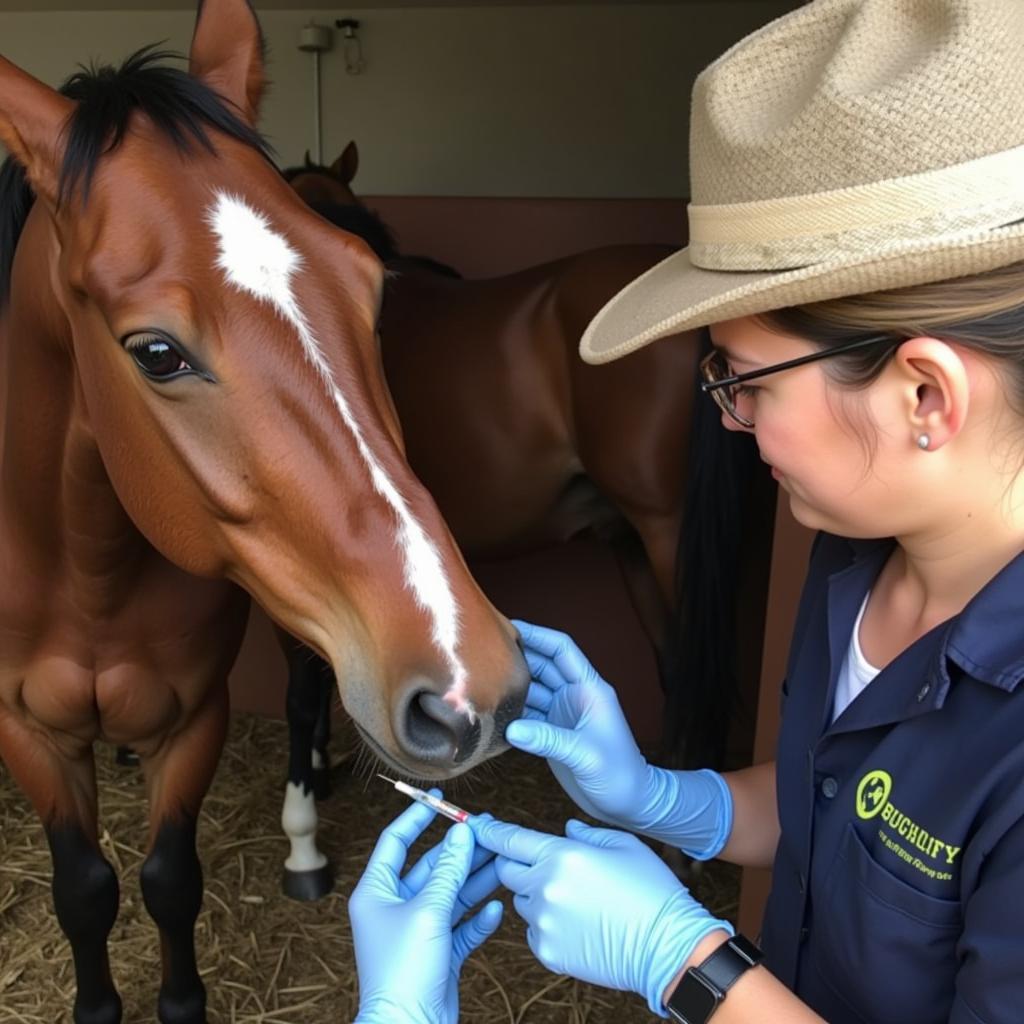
left=580, top=221, right=1024, bottom=364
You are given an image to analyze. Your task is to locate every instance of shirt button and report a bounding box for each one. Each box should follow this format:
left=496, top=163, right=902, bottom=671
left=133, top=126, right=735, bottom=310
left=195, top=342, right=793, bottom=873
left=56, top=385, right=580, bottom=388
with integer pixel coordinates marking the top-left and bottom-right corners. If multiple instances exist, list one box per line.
left=799, top=927, right=810, bottom=943
left=821, top=776, right=839, bottom=799
left=917, top=683, right=931, bottom=702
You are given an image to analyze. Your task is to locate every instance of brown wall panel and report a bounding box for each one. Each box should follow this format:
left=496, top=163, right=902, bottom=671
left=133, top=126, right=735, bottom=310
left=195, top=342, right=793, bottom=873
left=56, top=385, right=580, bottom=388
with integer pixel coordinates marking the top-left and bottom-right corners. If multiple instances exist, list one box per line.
left=361, top=195, right=686, bottom=278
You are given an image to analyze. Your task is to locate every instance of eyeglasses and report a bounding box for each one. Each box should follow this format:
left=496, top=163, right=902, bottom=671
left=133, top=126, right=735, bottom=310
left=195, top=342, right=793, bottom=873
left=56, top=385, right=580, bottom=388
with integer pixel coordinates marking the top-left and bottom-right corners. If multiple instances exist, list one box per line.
left=699, top=333, right=897, bottom=428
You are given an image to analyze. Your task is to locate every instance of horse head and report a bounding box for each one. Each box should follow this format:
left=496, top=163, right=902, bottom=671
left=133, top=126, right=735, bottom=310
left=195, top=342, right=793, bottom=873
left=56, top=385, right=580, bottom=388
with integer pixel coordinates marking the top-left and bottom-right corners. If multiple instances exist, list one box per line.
left=0, top=0, right=527, bottom=779
left=283, top=141, right=361, bottom=207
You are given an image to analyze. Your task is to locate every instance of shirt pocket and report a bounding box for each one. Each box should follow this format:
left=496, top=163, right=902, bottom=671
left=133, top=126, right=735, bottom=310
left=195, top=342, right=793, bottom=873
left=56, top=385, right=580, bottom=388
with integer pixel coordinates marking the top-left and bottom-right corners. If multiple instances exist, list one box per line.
left=810, top=822, right=961, bottom=1024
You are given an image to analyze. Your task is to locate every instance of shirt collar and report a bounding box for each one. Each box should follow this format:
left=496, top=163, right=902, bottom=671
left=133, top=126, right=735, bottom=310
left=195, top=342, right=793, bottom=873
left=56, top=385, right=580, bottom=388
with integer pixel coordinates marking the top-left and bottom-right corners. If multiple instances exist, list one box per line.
left=839, top=535, right=1024, bottom=694
left=943, top=547, right=1024, bottom=692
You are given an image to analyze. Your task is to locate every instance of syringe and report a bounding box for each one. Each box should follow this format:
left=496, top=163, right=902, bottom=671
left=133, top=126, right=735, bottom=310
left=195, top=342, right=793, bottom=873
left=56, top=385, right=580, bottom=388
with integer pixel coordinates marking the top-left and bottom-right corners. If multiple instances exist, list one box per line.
left=377, top=774, right=471, bottom=823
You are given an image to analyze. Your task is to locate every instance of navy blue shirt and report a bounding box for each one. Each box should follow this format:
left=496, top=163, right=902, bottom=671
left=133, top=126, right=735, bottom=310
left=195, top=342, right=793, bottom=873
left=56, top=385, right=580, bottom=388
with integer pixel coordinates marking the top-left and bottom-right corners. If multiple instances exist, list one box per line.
left=761, top=533, right=1024, bottom=1024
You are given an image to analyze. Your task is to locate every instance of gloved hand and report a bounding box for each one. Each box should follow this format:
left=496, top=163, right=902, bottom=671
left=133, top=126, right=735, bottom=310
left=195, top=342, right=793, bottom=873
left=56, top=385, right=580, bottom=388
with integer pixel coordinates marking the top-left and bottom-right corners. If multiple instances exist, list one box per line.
left=351, top=793, right=504, bottom=1024
left=471, top=814, right=733, bottom=1017
left=508, top=620, right=733, bottom=859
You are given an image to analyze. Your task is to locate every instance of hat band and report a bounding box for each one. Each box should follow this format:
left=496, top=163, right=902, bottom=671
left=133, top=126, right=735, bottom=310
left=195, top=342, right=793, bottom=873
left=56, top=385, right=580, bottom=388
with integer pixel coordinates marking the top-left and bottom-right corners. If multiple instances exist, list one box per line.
left=688, top=144, right=1024, bottom=271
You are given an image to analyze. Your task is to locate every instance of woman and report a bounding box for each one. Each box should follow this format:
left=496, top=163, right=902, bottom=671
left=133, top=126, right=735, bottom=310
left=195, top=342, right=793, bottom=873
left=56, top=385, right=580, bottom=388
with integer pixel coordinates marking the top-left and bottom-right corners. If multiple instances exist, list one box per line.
left=350, top=0, right=1024, bottom=1020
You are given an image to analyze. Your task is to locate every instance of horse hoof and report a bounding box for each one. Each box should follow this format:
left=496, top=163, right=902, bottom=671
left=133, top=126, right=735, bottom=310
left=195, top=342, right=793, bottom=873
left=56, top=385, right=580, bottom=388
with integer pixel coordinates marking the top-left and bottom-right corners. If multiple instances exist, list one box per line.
left=282, top=862, right=334, bottom=901
left=115, top=746, right=140, bottom=767
left=312, top=764, right=331, bottom=801
left=73, top=994, right=123, bottom=1024
left=157, top=986, right=206, bottom=1024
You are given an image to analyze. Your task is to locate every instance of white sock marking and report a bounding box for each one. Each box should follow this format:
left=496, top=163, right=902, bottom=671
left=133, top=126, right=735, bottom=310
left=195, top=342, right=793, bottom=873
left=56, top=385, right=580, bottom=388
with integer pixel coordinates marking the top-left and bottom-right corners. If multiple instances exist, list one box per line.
left=281, top=781, right=327, bottom=872
left=208, top=192, right=474, bottom=716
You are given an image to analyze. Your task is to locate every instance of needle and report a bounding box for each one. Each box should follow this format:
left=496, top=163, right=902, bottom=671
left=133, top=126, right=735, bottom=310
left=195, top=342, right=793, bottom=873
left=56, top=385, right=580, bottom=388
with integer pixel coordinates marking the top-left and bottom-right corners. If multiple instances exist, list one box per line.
left=377, top=773, right=471, bottom=823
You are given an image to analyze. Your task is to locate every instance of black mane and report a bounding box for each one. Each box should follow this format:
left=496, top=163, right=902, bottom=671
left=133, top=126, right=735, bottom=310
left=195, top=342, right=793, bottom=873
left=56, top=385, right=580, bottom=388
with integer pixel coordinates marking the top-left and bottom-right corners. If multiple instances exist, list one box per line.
left=0, top=45, right=272, bottom=309
left=279, top=156, right=398, bottom=265
left=305, top=199, right=463, bottom=279
left=0, top=159, right=32, bottom=309
left=280, top=156, right=324, bottom=184
left=306, top=198, right=401, bottom=264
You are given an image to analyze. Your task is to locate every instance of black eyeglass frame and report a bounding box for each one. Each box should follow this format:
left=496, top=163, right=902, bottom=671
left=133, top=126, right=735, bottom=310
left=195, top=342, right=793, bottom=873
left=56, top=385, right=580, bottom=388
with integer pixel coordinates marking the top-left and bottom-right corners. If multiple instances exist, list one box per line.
left=699, top=333, right=897, bottom=428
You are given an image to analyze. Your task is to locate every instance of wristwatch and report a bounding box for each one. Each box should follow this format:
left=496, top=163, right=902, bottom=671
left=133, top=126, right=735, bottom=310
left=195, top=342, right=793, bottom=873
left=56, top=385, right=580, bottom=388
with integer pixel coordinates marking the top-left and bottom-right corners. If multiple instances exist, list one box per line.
left=665, top=933, right=763, bottom=1023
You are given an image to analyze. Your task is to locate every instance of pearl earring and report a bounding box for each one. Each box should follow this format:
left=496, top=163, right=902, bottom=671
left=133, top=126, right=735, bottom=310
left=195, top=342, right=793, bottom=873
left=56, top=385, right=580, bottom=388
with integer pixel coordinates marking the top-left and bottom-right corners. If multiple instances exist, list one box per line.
left=917, top=434, right=930, bottom=450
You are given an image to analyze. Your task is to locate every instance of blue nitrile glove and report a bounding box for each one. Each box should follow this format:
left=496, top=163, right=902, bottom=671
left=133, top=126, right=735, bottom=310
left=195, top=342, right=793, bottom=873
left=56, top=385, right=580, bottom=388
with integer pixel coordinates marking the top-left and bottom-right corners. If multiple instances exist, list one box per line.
left=351, top=793, right=504, bottom=1024
left=470, top=814, right=733, bottom=1017
left=508, top=620, right=733, bottom=860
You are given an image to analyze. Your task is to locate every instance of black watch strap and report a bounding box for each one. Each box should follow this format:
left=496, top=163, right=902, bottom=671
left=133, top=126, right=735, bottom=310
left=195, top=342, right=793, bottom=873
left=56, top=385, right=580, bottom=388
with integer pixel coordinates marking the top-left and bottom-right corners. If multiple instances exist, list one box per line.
left=696, top=933, right=762, bottom=993
left=665, top=933, right=763, bottom=1024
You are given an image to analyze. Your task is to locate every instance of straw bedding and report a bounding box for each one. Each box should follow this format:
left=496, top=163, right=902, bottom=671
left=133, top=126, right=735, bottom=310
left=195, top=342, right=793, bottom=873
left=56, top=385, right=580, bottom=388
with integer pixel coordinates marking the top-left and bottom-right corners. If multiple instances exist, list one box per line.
left=0, top=713, right=739, bottom=1023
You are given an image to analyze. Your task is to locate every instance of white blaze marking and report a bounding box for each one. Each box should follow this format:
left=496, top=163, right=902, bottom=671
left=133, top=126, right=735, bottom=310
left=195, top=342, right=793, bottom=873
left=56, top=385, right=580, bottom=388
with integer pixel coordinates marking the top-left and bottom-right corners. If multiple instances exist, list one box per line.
left=208, top=192, right=473, bottom=716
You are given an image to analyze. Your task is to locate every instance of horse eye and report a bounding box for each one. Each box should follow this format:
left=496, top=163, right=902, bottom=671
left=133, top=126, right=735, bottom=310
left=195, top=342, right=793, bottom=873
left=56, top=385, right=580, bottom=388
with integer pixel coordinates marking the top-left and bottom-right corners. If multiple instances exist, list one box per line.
left=124, top=335, right=192, bottom=380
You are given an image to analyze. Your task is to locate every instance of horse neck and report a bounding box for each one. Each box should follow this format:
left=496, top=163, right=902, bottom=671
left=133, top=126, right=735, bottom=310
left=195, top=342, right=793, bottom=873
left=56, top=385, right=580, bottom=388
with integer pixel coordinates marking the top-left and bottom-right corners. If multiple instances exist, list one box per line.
left=1, top=206, right=144, bottom=601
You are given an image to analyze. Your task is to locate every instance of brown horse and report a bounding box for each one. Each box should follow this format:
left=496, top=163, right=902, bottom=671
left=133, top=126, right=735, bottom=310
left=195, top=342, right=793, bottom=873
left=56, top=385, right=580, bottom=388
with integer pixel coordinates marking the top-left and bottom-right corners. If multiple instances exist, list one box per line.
left=274, top=148, right=775, bottom=881
left=0, top=5, right=527, bottom=1021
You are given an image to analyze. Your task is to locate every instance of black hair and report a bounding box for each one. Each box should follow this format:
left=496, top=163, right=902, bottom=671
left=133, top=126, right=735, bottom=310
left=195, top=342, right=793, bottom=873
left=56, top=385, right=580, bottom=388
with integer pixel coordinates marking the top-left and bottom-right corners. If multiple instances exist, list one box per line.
left=280, top=153, right=328, bottom=184
left=307, top=199, right=401, bottom=264
left=306, top=198, right=463, bottom=278
left=0, top=158, right=33, bottom=309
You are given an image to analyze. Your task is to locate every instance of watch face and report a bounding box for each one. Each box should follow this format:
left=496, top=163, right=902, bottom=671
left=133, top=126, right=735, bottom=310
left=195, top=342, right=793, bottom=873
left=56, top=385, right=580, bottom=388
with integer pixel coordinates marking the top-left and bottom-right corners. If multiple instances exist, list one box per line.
left=669, top=974, right=720, bottom=1023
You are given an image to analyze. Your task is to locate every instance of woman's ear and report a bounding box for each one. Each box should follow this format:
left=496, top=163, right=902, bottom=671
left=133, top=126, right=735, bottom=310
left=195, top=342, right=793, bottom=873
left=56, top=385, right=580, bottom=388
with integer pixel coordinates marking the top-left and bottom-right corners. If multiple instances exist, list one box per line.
left=893, top=337, right=970, bottom=452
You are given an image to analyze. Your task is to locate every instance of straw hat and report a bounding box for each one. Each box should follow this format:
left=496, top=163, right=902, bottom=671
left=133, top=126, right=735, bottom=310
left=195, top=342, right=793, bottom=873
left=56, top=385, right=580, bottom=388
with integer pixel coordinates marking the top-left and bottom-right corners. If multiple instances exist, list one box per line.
left=581, top=0, right=1024, bottom=364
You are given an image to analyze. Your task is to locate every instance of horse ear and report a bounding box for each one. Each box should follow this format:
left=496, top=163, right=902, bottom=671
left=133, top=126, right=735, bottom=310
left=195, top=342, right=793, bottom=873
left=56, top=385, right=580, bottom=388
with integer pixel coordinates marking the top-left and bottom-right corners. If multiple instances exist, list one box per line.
left=189, top=0, right=266, bottom=124
left=303, top=149, right=313, bottom=169
left=330, top=141, right=359, bottom=185
left=0, top=56, right=74, bottom=204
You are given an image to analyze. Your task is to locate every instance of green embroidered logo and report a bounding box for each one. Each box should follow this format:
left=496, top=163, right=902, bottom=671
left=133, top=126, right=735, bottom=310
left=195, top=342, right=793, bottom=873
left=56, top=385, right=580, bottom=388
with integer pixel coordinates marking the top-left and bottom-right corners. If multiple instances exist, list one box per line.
left=855, top=769, right=962, bottom=878
left=856, top=769, right=891, bottom=820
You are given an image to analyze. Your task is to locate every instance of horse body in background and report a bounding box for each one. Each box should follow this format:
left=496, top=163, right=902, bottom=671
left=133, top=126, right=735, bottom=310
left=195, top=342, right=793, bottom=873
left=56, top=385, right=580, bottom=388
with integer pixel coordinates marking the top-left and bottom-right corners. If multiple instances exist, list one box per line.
left=383, top=245, right=697, bottom=570
left=0, top=5, right=526, bottom=1020
left=276, top=149, right=774, bottom=887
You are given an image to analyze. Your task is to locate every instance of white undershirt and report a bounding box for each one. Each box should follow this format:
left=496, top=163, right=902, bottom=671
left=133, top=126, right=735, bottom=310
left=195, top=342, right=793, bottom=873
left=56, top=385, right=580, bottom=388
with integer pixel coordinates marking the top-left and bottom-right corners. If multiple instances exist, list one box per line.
left=832, top=591, right=882, bottom=723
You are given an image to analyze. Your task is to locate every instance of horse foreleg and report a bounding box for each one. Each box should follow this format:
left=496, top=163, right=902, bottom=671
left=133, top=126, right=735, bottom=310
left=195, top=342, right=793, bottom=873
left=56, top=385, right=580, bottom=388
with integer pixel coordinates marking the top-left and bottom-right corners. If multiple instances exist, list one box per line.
left=139, top=685, right=229, bottom=1024
left=280, top=641, right=333, bottom=900
left=0, top=713, right=121, bottom=1023
left=49, top=820, right=123, bottom=1024
left=311, top=661, right=334, bottom=800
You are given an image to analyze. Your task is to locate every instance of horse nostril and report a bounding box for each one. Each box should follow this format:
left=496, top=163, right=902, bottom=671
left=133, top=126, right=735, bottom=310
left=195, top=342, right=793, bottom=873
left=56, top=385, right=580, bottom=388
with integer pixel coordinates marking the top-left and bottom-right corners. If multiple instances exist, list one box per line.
left=400, top=689, right=481, bottom=766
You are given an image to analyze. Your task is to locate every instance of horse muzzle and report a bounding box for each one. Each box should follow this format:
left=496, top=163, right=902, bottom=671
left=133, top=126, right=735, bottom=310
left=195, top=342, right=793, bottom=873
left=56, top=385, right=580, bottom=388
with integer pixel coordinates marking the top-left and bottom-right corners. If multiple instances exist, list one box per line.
left=350, top=667, right=526, bottom=779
